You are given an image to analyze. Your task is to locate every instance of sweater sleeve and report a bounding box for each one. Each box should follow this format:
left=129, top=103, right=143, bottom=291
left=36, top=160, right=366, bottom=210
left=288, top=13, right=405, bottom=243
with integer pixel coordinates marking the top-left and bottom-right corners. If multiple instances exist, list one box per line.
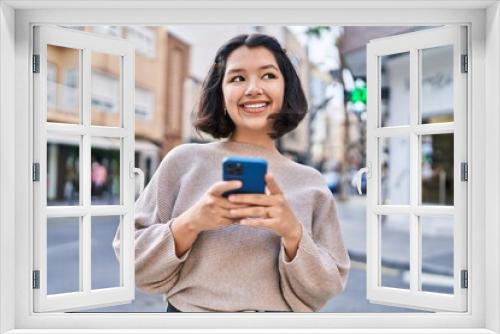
left=278, top=188, right=351, bottom=312
left=112, top=149, right=192, bottom=294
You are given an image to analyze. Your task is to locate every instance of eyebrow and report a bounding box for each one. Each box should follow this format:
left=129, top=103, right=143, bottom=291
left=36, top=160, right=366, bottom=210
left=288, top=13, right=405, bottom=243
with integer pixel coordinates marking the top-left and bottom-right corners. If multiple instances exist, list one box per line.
left=225, top=64, right=279, bottom=75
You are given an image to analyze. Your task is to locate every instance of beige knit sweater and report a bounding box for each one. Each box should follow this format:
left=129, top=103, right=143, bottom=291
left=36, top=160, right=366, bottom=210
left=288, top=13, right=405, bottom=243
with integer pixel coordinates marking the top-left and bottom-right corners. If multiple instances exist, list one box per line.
left=113, top=140, right=350, bottom=312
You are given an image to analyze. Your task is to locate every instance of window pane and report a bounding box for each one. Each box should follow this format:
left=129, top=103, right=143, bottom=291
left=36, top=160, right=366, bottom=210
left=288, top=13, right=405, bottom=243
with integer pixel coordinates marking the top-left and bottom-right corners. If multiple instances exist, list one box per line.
left=421, top=45, right=454, bottom=124
left=420, top=215, right=454, bottom=294
left=91, top=216, right=121, bottom=289
left=421, top=134, right=454, bottom=205
left=380, top=137, right=410, bottom=205
left=380, top=215, right=410, bottom=289
left=380, top=52, right=410, bottom=127
left=47, top=217, right=80, bottom=294
left=91, top=137, right=121, bottom=205
left=91, top=51, right=121, bottom=127
left=47, top=133, right=81, bottom=206
left=47, top=45, right=80, bottom=123
left=135, top=86, right=155, bottom=121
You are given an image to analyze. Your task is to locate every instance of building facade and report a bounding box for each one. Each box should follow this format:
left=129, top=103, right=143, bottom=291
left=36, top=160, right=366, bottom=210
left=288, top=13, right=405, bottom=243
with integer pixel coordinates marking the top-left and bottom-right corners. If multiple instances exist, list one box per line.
left=47, top=26, right=190, bottom=202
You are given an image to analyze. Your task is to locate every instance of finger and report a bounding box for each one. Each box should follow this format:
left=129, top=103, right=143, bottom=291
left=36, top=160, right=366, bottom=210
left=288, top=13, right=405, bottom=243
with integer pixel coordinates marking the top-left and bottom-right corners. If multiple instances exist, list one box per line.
left=212, top=196, right=249, bottom=209
left=239, top=218, right=276, bottom=230
left=218, top=200, right=249, bottom=210
left=228, top=194, right=276, bottom=206
left=265, top=172, right=282, bottom=195
left=229, top=206, right=269, bottom=219
left=209, top=180, right=242, bottom=197
left=218, top=206, right=247, bottom=220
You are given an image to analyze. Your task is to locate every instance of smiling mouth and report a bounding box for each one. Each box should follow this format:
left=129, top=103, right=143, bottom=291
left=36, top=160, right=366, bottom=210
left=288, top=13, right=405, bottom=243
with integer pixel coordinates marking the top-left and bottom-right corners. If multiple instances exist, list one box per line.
left=240, top=102, right=270, bottom=114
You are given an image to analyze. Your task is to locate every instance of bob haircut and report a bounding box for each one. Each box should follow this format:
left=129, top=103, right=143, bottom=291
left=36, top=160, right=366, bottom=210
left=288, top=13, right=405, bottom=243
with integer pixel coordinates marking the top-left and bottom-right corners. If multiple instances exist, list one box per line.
left=194, top=33, right=308, bottom=140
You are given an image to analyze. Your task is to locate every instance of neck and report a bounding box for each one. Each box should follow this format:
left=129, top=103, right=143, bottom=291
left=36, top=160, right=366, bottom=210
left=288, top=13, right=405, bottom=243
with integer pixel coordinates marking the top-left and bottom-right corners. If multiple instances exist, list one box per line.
left=228, top=131, right=277, bottom=152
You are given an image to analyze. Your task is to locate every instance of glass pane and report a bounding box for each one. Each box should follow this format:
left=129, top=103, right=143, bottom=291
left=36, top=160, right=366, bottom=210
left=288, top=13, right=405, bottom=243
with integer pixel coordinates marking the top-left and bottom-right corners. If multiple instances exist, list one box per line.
left=380, top=215, right=410, bottom=289
left=421, top=46, right=454, bottom=124
left=91, top=137, right=121, bottom=205
left=380, top=52, right=410, bottom=127
left=420, top=215, right=454, bottom=294
left=47, top=217, right=80, bottom=294
left=379, top=136, right=410, bottom=205
left=421, top=134, right=454, bottom=205
left=91, top=51, right=121, bottom=127
left=92, top=216, right=121, bottom=289
left=47, top=133, right=81, bottom=206
left=47, top=45, right=80, bottom=123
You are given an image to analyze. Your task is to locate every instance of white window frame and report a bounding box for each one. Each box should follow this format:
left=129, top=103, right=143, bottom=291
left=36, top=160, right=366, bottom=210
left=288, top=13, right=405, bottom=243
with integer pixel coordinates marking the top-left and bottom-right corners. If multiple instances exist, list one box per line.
left=32, top=25, right=136, bottom=312
left=365, top=26, right=467, bottom=312
left=0, top=1, right=499, bottom=334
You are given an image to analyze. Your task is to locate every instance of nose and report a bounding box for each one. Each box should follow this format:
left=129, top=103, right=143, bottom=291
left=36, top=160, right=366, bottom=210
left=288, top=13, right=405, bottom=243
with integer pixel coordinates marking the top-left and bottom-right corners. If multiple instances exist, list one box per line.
left=244, top=78, right=263, bottom=96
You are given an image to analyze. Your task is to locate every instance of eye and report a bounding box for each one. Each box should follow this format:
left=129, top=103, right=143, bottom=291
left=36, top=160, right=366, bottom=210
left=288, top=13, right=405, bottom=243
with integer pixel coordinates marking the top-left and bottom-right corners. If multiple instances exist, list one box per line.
left=229, top=75, right=244, bottom=83
left=263, top=73, right=277, bottom=79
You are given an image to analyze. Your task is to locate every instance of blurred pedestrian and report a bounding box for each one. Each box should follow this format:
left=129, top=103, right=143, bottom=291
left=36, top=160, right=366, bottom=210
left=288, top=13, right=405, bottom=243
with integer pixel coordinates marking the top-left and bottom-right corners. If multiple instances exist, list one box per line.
left=64, top=159, right=77, bottom=205
left=91, top=160, right=107, bottom=197
left=113, top=33, right=350, bottom=313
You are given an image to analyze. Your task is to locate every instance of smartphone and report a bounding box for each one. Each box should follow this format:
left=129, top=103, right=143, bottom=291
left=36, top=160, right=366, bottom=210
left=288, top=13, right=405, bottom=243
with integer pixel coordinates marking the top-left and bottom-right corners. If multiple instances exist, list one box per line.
left=222, top=156, right=268, bottom=197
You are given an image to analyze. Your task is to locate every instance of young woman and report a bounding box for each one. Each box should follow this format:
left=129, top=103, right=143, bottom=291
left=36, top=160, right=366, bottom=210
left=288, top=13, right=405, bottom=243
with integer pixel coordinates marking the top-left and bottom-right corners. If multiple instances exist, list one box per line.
left=114, top=33, right=350, bottom=312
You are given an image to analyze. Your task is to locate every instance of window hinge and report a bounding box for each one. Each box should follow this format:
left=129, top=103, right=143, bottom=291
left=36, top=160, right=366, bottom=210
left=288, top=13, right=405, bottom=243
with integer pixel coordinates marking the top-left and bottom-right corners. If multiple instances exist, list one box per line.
left=33, top=163, right=40, bottom=182
left=461, top=270, right=468, bottom=289
left=461, top=162, right=468, bottom=181
left=32, top=55, right=40, bottom=73
left=461, top=54, right=468, bottom=73
left=33, top=270, right=40, bottom=289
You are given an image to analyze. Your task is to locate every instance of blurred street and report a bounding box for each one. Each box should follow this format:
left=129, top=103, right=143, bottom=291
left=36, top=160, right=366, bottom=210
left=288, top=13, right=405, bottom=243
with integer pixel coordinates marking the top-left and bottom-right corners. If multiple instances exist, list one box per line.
left=47, top=194, right=454, bottom=313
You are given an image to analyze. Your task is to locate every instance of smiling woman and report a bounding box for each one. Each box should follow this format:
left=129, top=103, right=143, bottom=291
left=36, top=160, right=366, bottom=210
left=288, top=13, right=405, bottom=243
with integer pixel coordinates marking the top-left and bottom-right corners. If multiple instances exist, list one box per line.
left=112, top=33, right=351, bottom=313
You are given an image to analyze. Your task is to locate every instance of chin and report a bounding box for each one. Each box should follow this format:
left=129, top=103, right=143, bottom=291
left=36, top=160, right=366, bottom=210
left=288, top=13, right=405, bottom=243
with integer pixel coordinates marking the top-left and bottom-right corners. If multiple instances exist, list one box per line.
left=241, top=121, right=269, bottom=130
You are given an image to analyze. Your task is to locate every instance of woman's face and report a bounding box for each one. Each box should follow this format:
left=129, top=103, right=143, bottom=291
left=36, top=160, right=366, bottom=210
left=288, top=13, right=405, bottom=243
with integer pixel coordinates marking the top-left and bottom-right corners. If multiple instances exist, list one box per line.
left=222, top=46, right=285, bottom=136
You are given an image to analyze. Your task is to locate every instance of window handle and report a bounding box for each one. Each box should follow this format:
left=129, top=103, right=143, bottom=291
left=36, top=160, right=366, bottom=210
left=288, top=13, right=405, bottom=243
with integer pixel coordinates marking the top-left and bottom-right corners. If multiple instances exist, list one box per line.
left=351, top=165, right=369, bottom=195
left=130, top=162, right=145, bottom=195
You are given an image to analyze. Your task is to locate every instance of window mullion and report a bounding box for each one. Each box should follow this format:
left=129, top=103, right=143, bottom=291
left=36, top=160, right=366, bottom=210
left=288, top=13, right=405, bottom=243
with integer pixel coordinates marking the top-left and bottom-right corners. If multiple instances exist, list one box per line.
left=81, top=48, right=91, bottom=294
left=409, top=47, right=420, bottom=294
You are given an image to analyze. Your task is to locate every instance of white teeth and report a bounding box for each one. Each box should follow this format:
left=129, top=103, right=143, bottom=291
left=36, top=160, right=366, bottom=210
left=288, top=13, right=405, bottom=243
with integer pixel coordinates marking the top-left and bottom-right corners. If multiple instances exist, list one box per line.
left=244, top=103, right=267, bottom=109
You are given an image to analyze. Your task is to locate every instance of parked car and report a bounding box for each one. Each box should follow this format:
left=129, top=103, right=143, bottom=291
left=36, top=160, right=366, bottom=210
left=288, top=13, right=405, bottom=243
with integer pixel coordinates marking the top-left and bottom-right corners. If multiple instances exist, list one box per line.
left=322, top=171, right=341, bottom=194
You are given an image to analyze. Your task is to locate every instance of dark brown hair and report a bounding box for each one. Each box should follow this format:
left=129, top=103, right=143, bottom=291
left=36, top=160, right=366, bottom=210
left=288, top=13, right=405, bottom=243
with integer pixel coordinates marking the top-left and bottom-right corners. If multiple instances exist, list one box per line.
left=193, top=33, right=308, bottom=139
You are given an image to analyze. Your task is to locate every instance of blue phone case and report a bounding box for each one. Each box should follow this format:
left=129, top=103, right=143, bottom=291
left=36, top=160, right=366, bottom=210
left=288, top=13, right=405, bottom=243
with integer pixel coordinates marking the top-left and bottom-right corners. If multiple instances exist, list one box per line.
left=222, top=156, right=268, bottom=197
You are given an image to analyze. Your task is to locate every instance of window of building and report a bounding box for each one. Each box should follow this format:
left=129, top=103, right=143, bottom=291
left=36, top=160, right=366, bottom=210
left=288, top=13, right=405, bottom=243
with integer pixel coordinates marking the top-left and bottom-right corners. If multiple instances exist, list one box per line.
left=91, top=71, right=120, bottom=113
left=135, top=86, right=155, bottom=121
left=62, top=68, right=79, bottom=114
left=47, top=63, right=57, bottom=108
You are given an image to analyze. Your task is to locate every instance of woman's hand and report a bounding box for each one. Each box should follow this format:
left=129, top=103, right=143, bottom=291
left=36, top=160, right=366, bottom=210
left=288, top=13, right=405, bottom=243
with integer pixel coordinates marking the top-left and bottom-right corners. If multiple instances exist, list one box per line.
left=227, top=172, right=303, bottom=260
left=175, top=180, right=247, bottom=234
left=171, top=180, right=246, bottom=257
